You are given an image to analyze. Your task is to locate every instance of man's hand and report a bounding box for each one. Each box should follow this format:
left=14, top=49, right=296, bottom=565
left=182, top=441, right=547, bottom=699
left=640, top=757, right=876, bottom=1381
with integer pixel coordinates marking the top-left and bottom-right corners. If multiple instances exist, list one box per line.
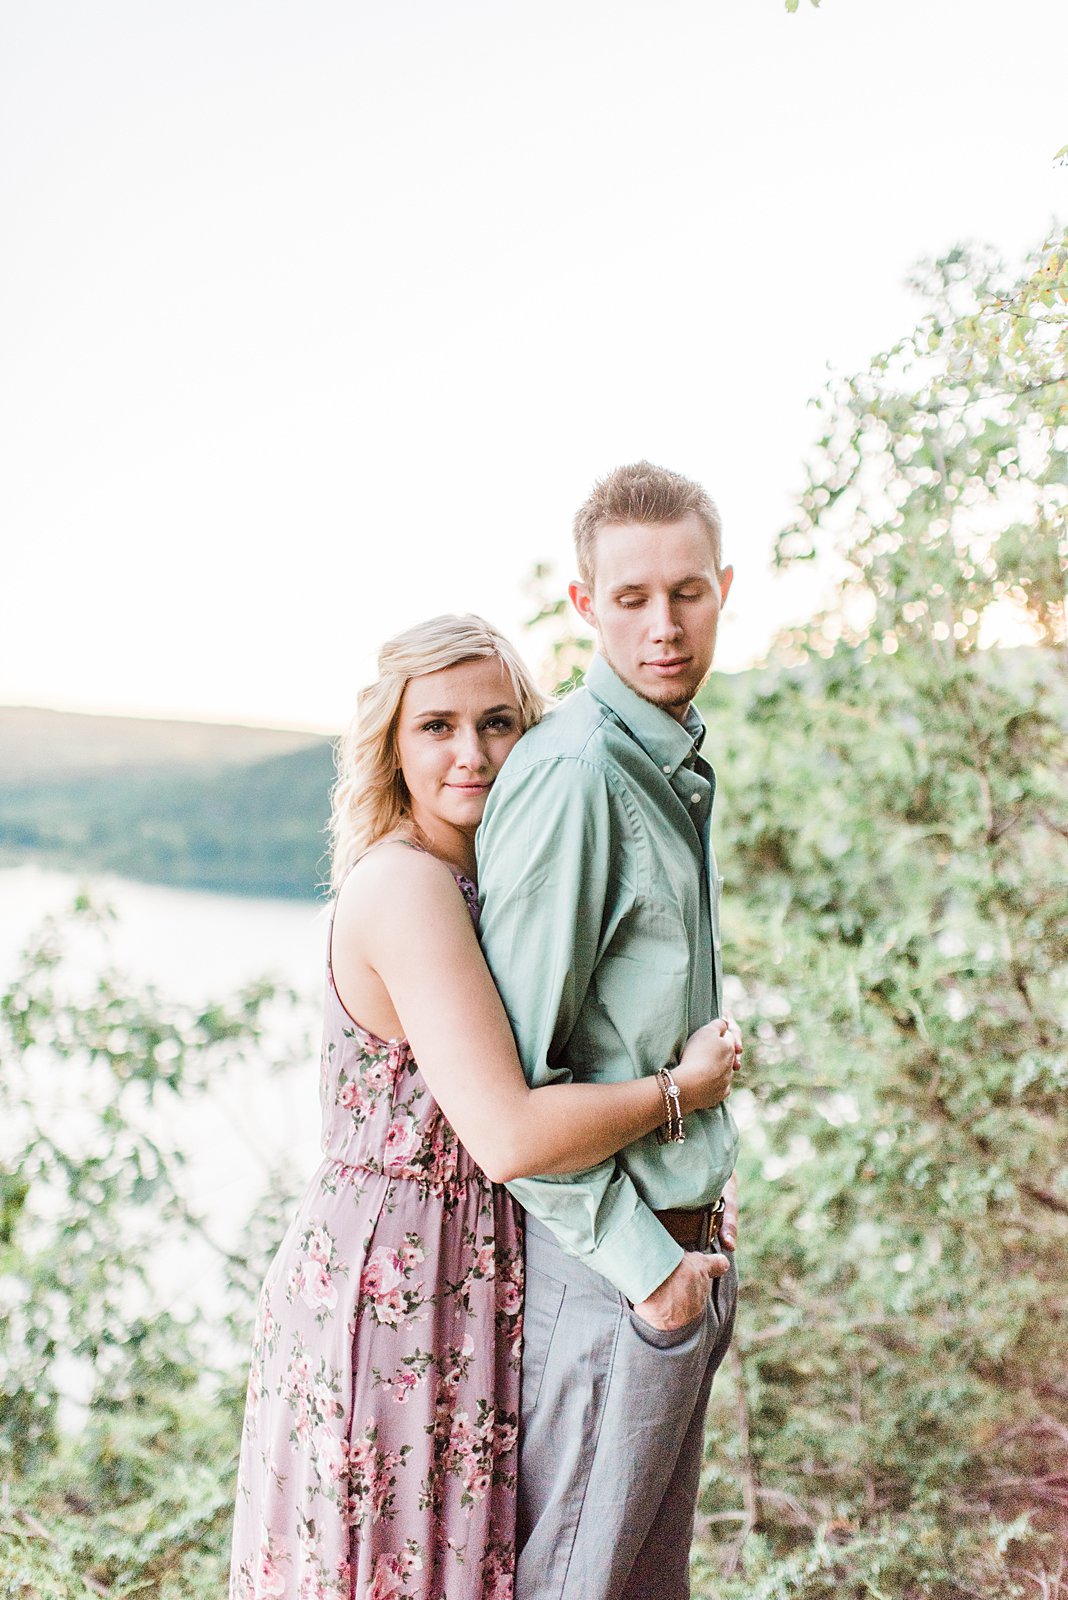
left=720, top=1170, right=739, bottom=1254
left=722, top=1013, right=743, bottom=1073
left=631, top=1248, right=728, bottom=1331
left=674, top=1019, right=737, bottom=1112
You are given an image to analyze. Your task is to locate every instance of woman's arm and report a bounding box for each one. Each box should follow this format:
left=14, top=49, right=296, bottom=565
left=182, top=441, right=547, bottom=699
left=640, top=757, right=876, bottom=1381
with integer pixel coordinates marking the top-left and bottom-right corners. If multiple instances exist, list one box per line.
left=331, top=845, right=737, bottom=1184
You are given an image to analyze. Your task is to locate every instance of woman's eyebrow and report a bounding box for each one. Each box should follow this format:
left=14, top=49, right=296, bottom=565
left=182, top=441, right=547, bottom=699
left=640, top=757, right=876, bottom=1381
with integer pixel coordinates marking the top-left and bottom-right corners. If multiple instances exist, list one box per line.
left=411, top=702, right=515, bottom=719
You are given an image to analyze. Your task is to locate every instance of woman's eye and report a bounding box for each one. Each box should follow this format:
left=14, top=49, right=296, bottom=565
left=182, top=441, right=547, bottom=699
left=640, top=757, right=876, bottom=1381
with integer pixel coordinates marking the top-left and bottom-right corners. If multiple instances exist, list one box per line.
left=422, top=720, right=450, bottom=734
left=483, top=716, right=516, bottom=733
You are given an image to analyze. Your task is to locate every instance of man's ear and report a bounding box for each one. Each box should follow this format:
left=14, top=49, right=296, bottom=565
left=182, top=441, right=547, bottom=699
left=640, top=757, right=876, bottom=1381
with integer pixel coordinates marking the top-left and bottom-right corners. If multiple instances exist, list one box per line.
left=718, top=565, right=734, bottom=606
left=569, top=580, right=596, bottom=629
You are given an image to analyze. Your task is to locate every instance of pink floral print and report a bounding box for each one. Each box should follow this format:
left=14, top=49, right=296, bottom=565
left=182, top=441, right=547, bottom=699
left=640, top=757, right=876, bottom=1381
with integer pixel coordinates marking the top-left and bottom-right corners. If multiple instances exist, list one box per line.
left=230, top=874, right=522, bottom=1599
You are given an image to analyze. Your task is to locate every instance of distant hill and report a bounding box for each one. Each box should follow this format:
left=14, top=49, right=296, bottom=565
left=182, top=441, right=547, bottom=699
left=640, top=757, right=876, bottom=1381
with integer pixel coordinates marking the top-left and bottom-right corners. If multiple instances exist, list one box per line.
left=0, top=706, right=323, bottom=783
left=0, top=707, right=335, bottom=899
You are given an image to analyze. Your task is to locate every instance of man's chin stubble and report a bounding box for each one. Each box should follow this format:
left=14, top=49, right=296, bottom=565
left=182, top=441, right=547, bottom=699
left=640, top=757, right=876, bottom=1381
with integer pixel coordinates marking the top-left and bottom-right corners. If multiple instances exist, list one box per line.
left=629, top=684, right=699, bottom=716
left=647, top=673, right=706, bottom=711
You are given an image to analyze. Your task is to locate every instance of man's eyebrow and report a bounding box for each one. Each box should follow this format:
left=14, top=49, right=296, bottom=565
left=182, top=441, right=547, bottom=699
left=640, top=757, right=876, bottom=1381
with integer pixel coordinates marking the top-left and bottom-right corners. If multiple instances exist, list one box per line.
left=608, top=574, right=710, bottom=594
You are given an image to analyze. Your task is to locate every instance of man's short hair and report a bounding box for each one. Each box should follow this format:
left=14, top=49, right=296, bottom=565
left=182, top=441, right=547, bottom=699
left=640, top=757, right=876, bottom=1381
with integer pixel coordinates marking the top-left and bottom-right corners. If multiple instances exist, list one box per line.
left=573, top=460, right=724, bottom=589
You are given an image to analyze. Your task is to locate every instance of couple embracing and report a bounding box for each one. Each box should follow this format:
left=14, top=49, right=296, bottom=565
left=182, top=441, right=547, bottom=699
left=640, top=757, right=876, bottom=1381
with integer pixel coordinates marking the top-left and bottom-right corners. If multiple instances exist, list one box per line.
left=230, top=460, right=742, bottom=1600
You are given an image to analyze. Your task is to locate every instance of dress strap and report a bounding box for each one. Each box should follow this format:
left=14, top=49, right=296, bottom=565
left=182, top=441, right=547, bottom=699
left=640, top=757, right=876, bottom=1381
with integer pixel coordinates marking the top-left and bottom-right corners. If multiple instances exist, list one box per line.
left=333, top=836, right=427, bottom=899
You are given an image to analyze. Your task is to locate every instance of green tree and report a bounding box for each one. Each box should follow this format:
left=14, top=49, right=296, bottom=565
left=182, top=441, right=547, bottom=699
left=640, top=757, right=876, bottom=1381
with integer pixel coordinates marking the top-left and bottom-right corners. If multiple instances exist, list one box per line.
left=694, top=226, right=1067, bottom=1597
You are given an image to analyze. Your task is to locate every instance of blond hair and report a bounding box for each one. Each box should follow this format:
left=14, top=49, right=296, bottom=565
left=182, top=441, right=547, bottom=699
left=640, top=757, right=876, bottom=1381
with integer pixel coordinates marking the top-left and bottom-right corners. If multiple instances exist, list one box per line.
left=329, top=614, right=546, bottom=891
left=573, top=460, right=724, bottom=588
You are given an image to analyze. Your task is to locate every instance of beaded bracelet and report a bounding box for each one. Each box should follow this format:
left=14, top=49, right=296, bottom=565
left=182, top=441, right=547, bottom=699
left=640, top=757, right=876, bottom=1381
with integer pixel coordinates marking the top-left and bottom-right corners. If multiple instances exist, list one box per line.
left=655, top=1066, right=685, bottom=1144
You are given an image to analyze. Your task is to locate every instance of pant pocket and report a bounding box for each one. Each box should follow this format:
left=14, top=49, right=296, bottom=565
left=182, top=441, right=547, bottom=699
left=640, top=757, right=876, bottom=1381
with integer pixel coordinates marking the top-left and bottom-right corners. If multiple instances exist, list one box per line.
left=627, top=1303, right=707, bottom=1350
left=521, top=1266, right=567, bottom=1413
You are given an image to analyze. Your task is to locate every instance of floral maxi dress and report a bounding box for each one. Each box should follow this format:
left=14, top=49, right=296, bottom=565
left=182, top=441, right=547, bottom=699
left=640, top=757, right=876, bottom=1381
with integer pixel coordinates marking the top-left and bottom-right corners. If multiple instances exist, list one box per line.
left=230, top=874, right=523, bottom=1600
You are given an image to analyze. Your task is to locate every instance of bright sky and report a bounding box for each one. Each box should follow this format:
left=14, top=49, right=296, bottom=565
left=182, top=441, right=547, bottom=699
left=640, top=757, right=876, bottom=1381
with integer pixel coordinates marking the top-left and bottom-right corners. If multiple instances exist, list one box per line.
left=2, top=0, right=1065, bottom=731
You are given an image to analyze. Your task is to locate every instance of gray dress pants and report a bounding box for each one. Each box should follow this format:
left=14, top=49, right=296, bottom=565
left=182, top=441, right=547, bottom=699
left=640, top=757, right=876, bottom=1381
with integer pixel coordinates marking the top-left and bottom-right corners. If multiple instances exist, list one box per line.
left=516, top=1216, right=737, bottom=1600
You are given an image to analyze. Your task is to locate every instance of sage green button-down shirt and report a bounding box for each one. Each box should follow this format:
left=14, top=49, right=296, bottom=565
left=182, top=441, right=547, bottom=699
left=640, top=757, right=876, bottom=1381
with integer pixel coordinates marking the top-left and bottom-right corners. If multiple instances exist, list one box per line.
left=476, top=653, right=739, bottom=1305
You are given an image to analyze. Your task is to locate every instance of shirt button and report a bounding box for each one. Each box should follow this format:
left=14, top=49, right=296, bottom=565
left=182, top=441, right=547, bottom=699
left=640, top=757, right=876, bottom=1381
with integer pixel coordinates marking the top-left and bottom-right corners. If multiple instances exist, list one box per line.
left=690, top=792, right=701, bottom=805
left=662, top=763, right=672, bottom=774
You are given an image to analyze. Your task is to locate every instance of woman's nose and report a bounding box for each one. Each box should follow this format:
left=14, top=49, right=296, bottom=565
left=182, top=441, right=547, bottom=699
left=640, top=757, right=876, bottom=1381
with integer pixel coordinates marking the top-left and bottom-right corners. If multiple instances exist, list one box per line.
left=455, top=729, right=490, bottom=770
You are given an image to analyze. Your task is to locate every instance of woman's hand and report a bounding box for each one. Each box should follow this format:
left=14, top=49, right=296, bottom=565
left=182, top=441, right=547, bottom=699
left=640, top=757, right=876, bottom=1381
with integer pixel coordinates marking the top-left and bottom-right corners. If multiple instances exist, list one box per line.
left=673, top=1019, right=738, bottom=1114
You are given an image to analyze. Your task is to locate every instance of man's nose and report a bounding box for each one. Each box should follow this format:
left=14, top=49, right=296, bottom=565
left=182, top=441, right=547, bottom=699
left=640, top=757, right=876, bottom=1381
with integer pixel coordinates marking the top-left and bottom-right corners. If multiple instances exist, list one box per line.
left=648, top=598, right=682, bottom=641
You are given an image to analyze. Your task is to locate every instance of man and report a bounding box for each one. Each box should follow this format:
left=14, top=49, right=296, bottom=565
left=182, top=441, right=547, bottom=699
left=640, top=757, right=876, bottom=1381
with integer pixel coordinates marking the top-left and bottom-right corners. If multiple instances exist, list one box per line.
left=476, top=460, right=741, bottom=1600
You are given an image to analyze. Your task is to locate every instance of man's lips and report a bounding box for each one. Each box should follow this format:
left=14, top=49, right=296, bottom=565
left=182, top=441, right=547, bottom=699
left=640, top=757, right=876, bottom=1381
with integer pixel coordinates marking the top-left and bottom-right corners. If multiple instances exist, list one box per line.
left=645, top=657, right=692, bottom=674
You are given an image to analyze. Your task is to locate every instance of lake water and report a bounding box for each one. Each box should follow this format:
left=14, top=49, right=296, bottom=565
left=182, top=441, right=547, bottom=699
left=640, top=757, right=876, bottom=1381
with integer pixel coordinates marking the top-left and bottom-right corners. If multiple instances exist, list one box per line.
left=0, top=862, right=329, bottom=999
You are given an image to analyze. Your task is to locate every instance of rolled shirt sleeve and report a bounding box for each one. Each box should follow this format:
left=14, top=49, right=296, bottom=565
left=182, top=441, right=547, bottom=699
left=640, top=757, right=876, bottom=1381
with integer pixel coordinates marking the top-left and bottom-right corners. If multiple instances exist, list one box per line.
left=477, top=752, right=684, bottom=1305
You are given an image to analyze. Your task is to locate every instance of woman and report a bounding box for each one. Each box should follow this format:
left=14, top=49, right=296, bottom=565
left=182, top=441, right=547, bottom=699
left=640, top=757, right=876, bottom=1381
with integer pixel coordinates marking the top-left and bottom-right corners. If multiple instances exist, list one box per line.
left=230, top=615, right=738, bottom=1600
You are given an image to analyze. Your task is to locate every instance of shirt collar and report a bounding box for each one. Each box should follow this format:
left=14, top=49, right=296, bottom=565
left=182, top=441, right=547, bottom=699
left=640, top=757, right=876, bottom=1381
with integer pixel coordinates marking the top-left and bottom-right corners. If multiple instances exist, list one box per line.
left=585, top=653, right=706, bottom=777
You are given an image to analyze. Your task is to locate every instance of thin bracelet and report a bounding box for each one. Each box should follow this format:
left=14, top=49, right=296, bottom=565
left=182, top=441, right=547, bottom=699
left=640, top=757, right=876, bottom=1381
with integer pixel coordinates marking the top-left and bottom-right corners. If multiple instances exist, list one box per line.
left=665, top=1067, right=685, bottom=1142
left=661, top=1067, right=684, bottom=1143
left=654, top=1067, right=673, bottom=1132
left=655, top=1066, right=685, bottom=1145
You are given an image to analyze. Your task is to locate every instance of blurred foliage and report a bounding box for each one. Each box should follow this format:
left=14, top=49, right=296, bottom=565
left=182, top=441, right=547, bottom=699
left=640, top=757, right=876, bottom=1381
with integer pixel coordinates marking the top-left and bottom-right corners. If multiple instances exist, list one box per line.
left=523, top=560, right=595, bottom=696
left=2, top=228, right=1066, bottom=1598
left=0, top=905, right=305, bottom=1597
left=777, top=226, right=1067, bottom=655
left=694, top=228, right=1067, bottom=1598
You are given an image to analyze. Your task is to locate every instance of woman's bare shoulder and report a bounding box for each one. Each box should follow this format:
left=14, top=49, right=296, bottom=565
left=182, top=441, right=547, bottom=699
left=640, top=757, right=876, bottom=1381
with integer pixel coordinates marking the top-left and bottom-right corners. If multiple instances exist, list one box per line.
left=334, top=838, right=464, bottom=928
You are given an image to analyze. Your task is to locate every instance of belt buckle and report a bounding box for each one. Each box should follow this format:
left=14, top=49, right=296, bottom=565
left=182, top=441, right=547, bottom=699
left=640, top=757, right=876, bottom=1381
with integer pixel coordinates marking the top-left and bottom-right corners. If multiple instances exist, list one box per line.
left=704, top=1194, right=726, bottom=1251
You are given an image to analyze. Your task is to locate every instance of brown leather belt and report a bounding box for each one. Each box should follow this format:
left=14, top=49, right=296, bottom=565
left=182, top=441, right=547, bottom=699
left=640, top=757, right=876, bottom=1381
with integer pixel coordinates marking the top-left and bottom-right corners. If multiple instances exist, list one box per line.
left=654, top=1196, right=725, bottom=1253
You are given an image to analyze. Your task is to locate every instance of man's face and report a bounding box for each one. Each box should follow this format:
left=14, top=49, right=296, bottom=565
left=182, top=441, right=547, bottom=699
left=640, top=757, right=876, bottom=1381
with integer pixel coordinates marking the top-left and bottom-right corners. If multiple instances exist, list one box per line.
left=569, top=513, right=733, bottom=722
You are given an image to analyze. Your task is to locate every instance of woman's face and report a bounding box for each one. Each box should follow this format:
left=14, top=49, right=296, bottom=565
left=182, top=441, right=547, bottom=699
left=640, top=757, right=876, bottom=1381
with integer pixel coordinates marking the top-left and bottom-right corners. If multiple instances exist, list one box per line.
left=394, top=656, right=524, bottom=842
